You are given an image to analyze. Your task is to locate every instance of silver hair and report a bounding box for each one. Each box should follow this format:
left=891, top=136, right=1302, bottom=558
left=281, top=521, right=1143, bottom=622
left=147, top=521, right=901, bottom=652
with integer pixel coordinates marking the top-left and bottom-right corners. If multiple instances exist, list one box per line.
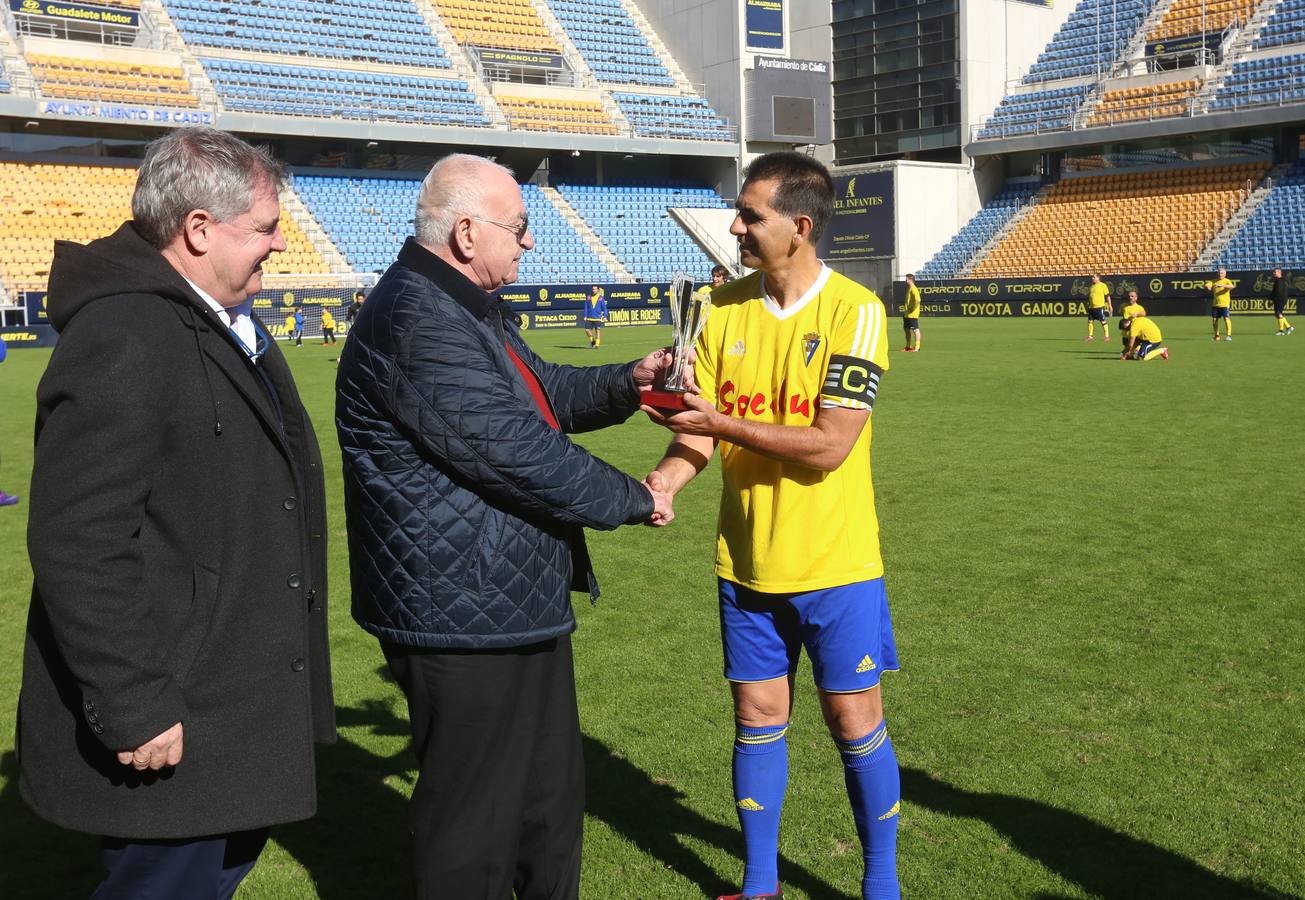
left=414, top=153, right=516, bottom=247
left=132, top=126, right=286, bottom=249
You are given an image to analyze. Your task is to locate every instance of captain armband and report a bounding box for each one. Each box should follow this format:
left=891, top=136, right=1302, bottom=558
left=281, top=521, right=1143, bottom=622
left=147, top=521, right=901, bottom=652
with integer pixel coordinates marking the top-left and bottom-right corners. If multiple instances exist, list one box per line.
left=821, top=355, right=883, bottom=410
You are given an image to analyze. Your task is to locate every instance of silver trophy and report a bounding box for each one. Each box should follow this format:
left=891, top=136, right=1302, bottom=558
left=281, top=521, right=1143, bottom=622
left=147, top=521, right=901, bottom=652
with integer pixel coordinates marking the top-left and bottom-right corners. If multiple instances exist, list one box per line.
left=646, top=271, right=711, bottom=410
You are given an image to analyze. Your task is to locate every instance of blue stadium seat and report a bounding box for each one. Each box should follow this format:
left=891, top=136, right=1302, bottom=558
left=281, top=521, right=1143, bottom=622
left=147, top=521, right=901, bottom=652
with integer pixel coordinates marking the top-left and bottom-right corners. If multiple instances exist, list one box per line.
left=978, top=85, right=1092, bottom=139
left=1210, top=53, right=1305, bottom=110
left=611, top=92, right=732, bottom=141
left=1254, top=0, right=1305, bottom=50
left=918, top=183, right=1039, bottom=278
left=547, top=0, right=674, bottom=87
left=1023, top=0, right=1156, bottom=83
left=1215, top=160, right=1305, bottom=268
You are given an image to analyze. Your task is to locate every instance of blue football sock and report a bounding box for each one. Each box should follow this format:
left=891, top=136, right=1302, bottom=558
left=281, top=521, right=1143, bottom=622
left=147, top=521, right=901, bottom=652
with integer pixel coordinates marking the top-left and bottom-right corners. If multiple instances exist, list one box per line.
left=837, top=722, right=901, bottom=900
left=733, top=722, right=789, bottom=895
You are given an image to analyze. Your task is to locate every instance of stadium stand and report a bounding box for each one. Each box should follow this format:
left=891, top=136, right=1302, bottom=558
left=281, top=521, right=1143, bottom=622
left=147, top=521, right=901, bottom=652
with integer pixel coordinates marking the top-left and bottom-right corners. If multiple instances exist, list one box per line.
left=0, top=162, right=331, bottom=293
left=1148, top=0, right=1258, bottom=42
left=1209, top=53, right=1305, bottom=109
left=978, top=85, right=1092, bottom=139
left=1215, top=160, right=1305, bottom=267
left=971, top=162, right=1266, bottom=276
left=611, top=92, right=732, bottom=140
left=292, top=175, right=613, bottom=282
left=435, top=0, right=559, bottom=52
left=557, top=181, right=728, bottom=282
left=1255, top=0, right=1305, bottom=48
left=26, top=54, right=199, bottom=108
left=917, top=183, right=1040, bottom=278
left=0, top=163, right=134, bottom=294
left=496, top=95, right=617, bottom=134
left=200, top=58, right=488, bottom=125
left=1086, top=79, right=1199, bottom=125
left=1023, top=0, right=1154, bottom=83
left=548, top=0, right=674, bottom=86
left=162, top=0, right=451, bottom=68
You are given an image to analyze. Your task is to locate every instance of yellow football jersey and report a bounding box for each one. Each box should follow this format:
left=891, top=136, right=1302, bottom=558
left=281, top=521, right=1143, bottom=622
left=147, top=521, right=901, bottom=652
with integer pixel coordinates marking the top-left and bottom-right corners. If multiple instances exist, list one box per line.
left=1089, top=282, right=1109, bottom=308
left=903, top=285, right=921, bottom=318
left=1208, top=278, right=1234, bottom=308
left=693, top=266, right=890, bottom=592
left=1120, top=302, right=1146, bottom=320
left=1131, top=316, right=1162, bottom=343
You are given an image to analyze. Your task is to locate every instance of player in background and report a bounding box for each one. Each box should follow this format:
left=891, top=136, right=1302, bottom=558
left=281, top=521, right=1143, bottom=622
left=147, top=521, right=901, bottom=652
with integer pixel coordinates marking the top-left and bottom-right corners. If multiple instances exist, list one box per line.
left=1086, top=274, right=1112, bottom=342
left=584, top=285, right=607, bottom=348
left=643, top=152, right=901, bottom=900
left=293, top=306, right=305, bottom=347
left=1270, top=268, right=1294, bottom=335
left=321, top=308, right=338, bottom=345
left=1116, top=291, right=1147, bottom=359
left=284, top=310, right=297, bottom=343
left=901, top=274, right=921, bottom=352
left=1206, top=268, right=1234, bottom=341
left=1122, top=316, right=1169, bottom=360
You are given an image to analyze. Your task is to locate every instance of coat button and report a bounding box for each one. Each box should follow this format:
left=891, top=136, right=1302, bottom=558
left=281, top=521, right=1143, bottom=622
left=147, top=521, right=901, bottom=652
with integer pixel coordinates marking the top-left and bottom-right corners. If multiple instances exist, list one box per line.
left=283, top=497, right=298, bottom=510
left=92, top=723, right=104, bottom=734
left=84, top=701, right=95, bottom=712
left=287, top=574, right=302, bottom=589
left=290, top=657, right=305, bottom=672
left=87, top=713, right=99, bottom=724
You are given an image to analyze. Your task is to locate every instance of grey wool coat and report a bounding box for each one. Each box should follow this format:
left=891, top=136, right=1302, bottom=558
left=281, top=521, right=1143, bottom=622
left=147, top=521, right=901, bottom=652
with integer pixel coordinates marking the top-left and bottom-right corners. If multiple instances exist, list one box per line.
left=19, top=222, right=336, bottom=839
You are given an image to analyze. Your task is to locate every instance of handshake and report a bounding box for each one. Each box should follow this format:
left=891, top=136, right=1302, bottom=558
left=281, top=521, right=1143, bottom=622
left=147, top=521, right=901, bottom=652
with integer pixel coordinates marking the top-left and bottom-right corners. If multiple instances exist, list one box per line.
left=641, top=470, right=675, bottom=528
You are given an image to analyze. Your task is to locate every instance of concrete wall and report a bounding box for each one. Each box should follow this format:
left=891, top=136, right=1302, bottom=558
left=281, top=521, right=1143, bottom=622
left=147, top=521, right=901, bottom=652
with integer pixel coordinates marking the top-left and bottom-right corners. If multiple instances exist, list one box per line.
left=960, top=0, right=1076, bottom=148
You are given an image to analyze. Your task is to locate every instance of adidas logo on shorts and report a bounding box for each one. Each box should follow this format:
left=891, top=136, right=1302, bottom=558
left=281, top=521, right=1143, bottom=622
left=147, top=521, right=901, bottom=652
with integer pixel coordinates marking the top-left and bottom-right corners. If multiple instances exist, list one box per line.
left=856, top=655, right=876, bottom=674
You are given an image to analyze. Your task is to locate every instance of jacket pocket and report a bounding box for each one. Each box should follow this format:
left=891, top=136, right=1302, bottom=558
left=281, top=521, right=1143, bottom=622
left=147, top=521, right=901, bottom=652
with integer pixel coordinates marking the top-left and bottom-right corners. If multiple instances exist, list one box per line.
left=171, top=562, right=221, bottom=684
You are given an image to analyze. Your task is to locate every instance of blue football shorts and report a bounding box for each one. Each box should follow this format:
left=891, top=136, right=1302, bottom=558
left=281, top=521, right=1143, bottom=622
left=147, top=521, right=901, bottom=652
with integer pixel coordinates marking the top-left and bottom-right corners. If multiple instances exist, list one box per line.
left=718, top=577, right=900, bottom=693
left=1088, top=307, right=1108, bottom=322
left=1212, top=306, right=1230, bottom=319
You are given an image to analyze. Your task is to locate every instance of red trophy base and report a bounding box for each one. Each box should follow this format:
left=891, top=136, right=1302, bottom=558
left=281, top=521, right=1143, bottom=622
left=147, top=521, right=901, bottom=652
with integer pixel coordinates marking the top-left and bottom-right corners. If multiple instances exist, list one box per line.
left=643, top=388, right=688, bottom=411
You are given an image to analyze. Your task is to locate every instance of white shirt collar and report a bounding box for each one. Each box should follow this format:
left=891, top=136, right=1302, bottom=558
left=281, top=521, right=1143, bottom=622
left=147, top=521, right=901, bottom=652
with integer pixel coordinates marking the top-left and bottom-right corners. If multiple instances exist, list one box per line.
left=185, top=278, right=259, bottom=359
left=760, top=264, right=831, bottom=320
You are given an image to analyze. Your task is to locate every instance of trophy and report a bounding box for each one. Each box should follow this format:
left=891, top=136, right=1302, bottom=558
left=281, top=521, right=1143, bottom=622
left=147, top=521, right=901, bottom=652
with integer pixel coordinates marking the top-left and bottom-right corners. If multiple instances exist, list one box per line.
left=643, top=271, right=710, bottom=411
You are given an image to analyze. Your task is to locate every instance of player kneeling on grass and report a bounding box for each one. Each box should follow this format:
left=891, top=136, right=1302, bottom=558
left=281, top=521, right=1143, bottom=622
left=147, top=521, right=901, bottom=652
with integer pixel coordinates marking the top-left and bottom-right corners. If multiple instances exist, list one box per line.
left=1123, top=316, right=1168, bottom=360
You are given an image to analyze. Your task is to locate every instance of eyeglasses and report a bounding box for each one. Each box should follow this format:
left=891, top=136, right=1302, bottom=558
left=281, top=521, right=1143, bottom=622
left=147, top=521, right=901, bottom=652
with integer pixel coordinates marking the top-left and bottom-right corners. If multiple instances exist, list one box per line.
left=470, top=214, right=530, bottom=242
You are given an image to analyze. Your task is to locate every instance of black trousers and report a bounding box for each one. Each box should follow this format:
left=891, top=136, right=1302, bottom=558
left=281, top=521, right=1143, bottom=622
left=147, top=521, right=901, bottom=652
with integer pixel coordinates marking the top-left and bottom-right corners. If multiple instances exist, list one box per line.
left=94, top=829, right=268, bottom=900
left=384, top=636, right=584, bottom=900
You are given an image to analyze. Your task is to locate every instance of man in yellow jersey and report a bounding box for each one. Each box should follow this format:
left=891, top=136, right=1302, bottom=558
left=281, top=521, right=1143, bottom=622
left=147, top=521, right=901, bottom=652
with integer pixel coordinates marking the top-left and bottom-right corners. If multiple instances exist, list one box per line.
left=1123, top=315, right=1169, bottom=360
left=1116, top=290, right=1146, bottom=359
left=1085, top=274, right=1112, bottom=341
left=1205, top=267, right=1235, bottom=341
left=901, top=273, right=921, bottom=352
left=642, top=152, right=900, bottom=900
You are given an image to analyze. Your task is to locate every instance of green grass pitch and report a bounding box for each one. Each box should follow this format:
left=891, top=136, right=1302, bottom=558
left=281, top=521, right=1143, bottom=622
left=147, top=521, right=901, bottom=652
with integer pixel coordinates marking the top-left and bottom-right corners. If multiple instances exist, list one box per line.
left=0, top=315, right=1301, bottom=898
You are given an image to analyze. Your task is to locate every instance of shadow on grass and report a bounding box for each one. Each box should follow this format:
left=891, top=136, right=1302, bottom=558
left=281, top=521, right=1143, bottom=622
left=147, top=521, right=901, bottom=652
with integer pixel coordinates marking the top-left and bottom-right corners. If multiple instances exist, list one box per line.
left=0, top=751, right=101, bottom=899
left=583, top=734, right=845, bottom=899
left=272, top=697, right=415, bottom=900
left=902, top=768, right=1288, bottom=899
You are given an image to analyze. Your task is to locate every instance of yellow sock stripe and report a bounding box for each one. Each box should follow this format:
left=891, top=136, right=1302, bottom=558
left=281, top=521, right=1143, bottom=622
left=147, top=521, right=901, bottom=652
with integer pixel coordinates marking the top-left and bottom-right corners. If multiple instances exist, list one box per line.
left=840, top=727, right=888, bottom=758
left=737, top=725, right=789, bottom=745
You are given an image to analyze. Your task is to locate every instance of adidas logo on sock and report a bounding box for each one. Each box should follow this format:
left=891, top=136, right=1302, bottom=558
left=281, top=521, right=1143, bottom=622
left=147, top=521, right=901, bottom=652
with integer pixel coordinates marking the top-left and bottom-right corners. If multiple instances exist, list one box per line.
left=856, top=655, right=876, bottom=673
left=727, top=339, right=746, bottom=356
left=878, top=801, right=900, bottom=821
left=737, top=797, right=764, bottom=812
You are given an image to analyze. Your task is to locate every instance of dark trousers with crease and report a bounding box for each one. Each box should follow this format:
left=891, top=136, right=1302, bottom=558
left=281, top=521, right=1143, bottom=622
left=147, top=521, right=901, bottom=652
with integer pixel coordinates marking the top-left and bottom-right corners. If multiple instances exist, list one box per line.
left=383, top=635, right=584, bottom=900
left=94, top=829, right=268, bottom=900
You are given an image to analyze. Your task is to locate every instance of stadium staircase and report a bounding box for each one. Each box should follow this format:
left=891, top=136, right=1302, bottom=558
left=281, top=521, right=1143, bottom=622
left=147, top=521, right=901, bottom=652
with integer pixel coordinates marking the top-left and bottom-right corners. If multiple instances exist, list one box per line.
left=1116, top=0, right=1180, bottom=74
left=957, top=185, right=1049, bottom=277
left=409, top=0, right=507, bottom=127
left=1072, top=81, right=1111, bottom=128
left=529, top=0, right=633, bottom=133
left=614, top=0, right=697, bottom=96
left=280, top=186, right=352, bottom=275
left=140, top=0, right=220, bottom=109
left=0, top=24, right=37, bottom=97
left=539, top=185, right=634, bottom=282
left=1192, top=0, right=1285, bottom=110
left=1191, top=161, right=1288, bottom=267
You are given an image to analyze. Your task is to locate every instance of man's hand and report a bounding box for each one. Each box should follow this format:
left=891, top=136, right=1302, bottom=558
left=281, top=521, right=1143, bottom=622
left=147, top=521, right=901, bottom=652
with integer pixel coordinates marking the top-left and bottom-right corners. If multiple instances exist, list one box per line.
left=642, top=392, right=722, bottom=438
left=633, top=347, right=697, bottom=393
left=117, top=721, right=183, bottom=771
left=643, top=473, right=675, bottom=526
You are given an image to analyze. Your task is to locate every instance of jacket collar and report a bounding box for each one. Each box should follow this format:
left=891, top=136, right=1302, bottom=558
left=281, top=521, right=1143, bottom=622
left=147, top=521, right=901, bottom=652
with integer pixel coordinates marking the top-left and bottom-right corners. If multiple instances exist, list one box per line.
left=398, top=237, right=497, bottom=321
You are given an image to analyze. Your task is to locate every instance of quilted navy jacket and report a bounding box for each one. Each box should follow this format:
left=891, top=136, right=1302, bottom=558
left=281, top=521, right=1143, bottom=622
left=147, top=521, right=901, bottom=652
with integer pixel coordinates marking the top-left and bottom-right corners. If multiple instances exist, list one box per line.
left=336, top=239, right=655, bottom=649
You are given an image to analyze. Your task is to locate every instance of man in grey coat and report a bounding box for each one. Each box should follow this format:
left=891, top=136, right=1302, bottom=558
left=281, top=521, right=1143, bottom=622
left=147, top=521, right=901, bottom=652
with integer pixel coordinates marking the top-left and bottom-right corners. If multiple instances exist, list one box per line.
left=20, top=126, right=334, bottom=898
